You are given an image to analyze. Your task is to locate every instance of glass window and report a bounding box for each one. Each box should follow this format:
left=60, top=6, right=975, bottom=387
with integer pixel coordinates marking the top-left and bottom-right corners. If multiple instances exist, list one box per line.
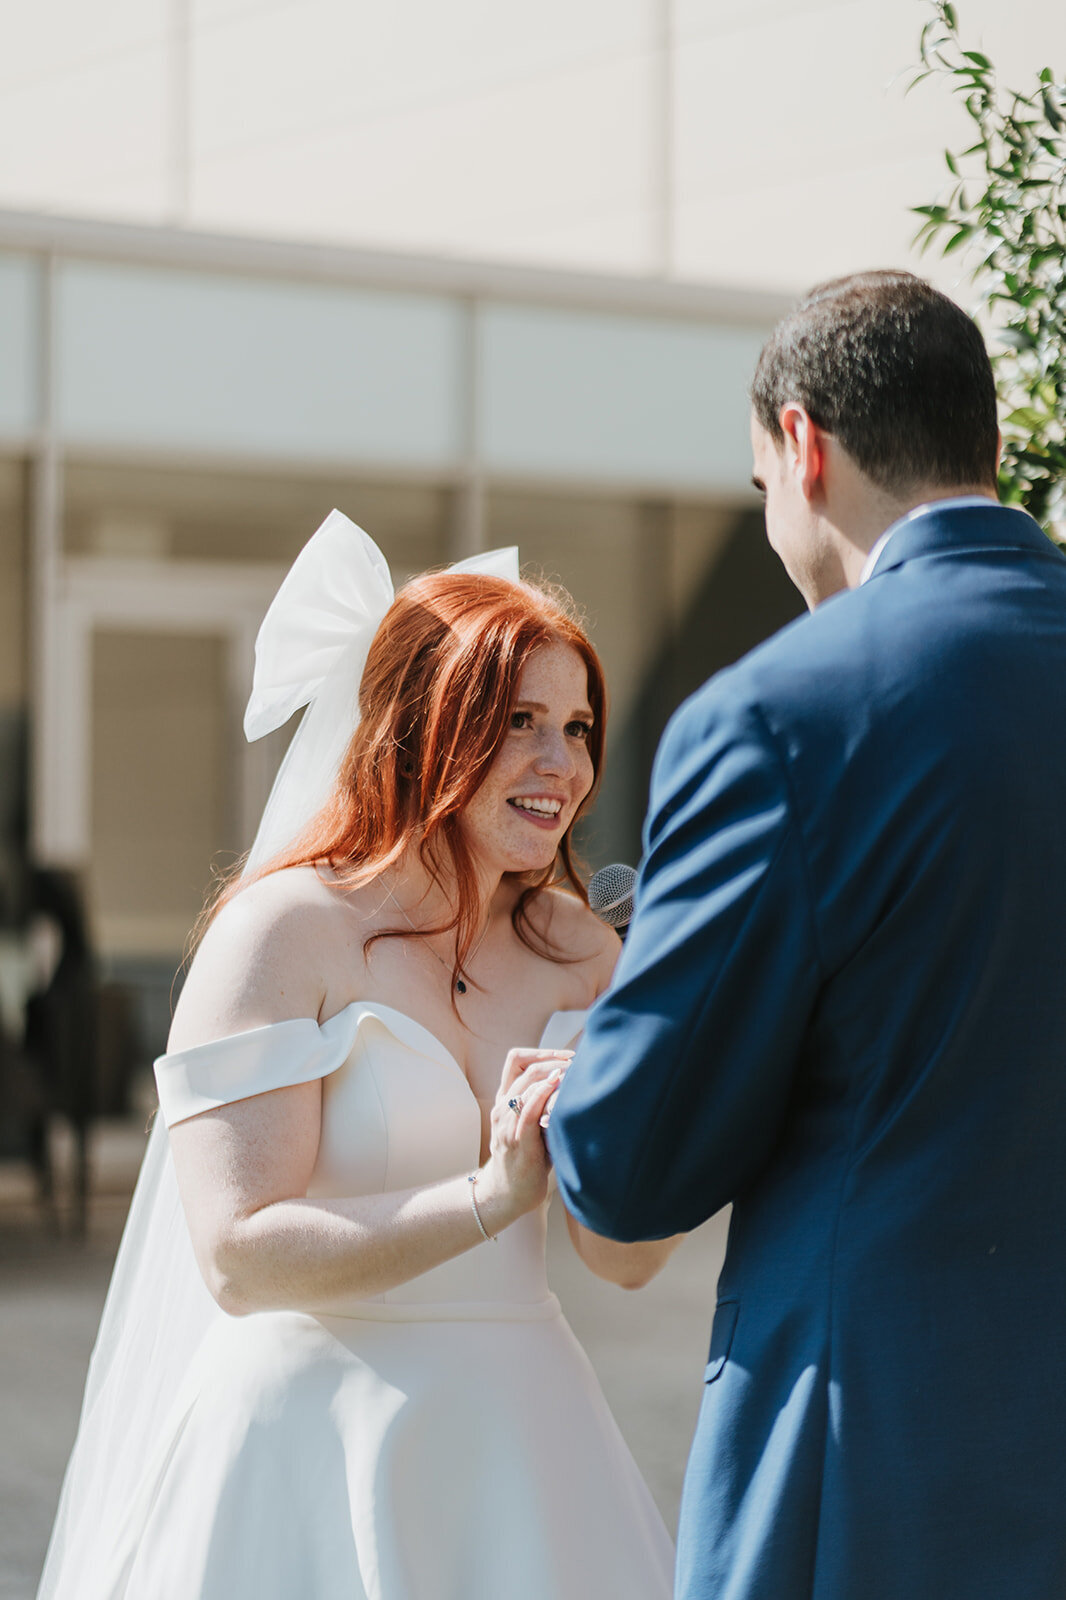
left=63, top=460, right=453, bottom=575
left=488, top=488, right=667, bottom=866
left=67, top=462, right=455, bottom=974
left=89, top=629, right=231, bottom=961
left=487, top=489, right=803, bottom=865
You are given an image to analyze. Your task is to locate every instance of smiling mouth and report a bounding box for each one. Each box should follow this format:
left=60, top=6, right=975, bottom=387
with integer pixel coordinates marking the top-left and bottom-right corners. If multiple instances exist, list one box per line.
left=508, top=797, right=564, bottom=827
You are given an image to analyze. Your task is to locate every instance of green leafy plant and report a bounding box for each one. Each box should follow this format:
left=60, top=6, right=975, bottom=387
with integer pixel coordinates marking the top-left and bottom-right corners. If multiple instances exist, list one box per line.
left=911, top=1, right=1066, bottom=532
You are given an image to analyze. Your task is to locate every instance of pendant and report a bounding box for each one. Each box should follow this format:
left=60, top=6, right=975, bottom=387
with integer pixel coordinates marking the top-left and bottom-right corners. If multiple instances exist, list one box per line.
left=456, top=978, right=467, bottom=995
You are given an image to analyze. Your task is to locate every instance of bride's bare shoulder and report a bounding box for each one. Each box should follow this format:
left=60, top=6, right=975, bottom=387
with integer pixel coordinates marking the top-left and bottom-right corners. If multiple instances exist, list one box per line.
left=167, top=866, right=345, bottom=1052
left=528, top=885, right=620, bottom=1002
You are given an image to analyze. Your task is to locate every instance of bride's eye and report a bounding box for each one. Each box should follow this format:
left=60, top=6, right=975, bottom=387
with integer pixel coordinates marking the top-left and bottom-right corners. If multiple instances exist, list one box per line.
left=566, top=720, right=593, bottom=741
left=510, top=710, right=533, bottom=730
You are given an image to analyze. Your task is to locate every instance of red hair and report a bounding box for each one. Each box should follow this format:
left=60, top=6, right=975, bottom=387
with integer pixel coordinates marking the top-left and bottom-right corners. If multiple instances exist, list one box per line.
left=212, top=570, right=607, bottom=986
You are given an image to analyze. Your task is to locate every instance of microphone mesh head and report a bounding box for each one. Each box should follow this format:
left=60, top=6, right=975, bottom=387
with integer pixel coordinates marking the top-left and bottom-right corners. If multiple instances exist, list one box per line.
left=588, top=863, right=637, bottom=929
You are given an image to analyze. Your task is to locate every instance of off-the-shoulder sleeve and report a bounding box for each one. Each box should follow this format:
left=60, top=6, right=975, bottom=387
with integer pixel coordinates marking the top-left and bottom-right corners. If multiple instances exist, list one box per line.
left=154, top=1005, right=361, bottom=1127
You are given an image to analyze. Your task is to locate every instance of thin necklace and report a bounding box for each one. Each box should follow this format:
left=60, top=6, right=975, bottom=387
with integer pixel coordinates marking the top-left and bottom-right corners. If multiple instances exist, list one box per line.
left=381, top=882, right=491, bottom=995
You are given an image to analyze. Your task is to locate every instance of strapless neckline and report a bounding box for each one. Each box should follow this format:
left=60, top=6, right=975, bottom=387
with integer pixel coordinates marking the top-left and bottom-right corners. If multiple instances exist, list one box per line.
left=322, top=998, right=585, bottom=1108
left=333, top=998, right=470, bottom=1085
left=155, top=999, right=588, bottom=1131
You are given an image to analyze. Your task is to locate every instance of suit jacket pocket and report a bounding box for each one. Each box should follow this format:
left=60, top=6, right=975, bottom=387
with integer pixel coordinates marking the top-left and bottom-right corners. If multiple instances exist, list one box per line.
left=704, top=1299, right=739, bottom=1383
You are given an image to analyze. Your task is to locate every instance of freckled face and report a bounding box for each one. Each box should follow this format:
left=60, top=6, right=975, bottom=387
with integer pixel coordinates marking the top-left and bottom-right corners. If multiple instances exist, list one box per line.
left=460, top=642, right=596, bottom=876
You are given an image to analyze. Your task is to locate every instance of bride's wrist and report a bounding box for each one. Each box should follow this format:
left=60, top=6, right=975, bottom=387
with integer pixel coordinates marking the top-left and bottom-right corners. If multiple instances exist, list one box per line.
left=468, top=1160, right=520, bottom=1237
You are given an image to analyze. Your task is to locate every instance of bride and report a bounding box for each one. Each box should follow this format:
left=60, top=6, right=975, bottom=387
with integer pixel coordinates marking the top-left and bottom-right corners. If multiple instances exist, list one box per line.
left=39, top=512, right=679, bottom=1600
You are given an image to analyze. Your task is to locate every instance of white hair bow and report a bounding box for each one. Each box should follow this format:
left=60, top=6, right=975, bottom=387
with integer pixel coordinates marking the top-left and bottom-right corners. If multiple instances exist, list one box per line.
left=242, top=509, right=519, bottom=873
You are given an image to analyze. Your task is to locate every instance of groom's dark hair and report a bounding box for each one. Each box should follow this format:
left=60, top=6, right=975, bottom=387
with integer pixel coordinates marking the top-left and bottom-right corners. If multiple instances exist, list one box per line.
left=751, top=270, right=999, bottom=493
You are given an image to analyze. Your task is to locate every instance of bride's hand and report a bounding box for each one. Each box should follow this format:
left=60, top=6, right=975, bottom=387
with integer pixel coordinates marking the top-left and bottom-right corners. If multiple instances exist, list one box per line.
left=475, top=1049, right=572, bottom=1231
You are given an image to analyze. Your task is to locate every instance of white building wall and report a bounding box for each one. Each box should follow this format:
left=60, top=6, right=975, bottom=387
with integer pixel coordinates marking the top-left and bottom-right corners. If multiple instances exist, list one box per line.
left=0, top=1, right=1063, bottom=295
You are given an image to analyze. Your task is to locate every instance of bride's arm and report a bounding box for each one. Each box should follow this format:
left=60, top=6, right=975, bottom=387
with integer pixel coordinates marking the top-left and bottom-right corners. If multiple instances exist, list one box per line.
left=564, top=1215, right=683, bottom=1290
left=170, top=1072, right=558, bottom=1315
left=166, top=878, right=563, bottom=1316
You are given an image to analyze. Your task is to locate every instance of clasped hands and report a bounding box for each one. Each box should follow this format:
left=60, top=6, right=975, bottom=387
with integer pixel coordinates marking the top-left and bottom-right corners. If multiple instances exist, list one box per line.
left=475, top=1048, right=573, bottom=1228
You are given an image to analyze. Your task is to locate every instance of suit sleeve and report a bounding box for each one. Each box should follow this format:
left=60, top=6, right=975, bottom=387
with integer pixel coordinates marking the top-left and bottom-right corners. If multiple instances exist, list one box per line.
left=547, top=683, right=823, bottom=1240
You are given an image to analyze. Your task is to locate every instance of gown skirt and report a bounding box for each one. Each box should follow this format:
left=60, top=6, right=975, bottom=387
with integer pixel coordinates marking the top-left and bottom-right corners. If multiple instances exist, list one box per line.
left=93, top=1000, right=675, bottom=1600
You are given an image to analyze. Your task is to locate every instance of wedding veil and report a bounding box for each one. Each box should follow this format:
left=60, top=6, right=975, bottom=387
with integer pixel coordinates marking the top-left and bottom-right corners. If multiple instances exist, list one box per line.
left=37, top=514, right=519, bottom=1598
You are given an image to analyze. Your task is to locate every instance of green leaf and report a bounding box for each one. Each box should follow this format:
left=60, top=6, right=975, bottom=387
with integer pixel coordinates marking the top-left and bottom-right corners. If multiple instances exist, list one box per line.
left=910, top=9, right=1066, bottom=519
left=1041, top=88, right=1064, bottom=131
left=943, top=224, right=975, bottom=253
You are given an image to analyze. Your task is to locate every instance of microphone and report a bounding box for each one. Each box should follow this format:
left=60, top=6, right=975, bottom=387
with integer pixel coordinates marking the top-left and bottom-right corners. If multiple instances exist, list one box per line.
left=588, top=863, right=637, bottom=931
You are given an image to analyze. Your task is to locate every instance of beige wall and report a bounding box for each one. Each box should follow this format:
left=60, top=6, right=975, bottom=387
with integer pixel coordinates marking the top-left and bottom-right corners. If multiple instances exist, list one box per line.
left=1, top=1, right=1063, bottom=294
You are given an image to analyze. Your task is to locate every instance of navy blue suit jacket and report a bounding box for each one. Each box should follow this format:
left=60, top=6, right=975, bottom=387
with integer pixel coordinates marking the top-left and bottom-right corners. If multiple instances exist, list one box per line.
left=549, top=504, right=1066, bottom=1599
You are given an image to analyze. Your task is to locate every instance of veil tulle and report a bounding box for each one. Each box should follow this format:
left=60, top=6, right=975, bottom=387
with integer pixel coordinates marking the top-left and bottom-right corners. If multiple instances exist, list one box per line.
left=36, top=515, right=520, bottom=1599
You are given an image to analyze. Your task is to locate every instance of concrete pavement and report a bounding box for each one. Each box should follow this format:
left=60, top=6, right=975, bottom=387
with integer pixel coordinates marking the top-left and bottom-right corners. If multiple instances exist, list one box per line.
left=0, top=1121, right=728, bottom=1599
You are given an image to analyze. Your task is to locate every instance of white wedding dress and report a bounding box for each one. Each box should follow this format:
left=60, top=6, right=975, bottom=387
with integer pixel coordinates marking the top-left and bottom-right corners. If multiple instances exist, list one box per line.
left=93, top=1000, right=674, bottom=1599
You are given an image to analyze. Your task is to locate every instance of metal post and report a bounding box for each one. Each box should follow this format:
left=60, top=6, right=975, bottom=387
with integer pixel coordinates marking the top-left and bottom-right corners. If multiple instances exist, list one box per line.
left=28, top=252, right=66, bottom=865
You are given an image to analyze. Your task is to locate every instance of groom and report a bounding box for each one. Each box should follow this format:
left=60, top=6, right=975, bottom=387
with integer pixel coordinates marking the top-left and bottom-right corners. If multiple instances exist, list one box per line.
left=548, top=271, right=1066, bottom=1599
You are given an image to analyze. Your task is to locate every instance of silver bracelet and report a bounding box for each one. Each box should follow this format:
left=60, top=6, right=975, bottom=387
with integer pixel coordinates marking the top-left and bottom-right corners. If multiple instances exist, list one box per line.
left=467, top=1171, right=497, bottom=1243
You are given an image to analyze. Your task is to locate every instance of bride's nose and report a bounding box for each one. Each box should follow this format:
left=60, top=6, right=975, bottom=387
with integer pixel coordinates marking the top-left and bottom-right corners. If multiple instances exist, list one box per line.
left=533, top=729, right=576, bottom=778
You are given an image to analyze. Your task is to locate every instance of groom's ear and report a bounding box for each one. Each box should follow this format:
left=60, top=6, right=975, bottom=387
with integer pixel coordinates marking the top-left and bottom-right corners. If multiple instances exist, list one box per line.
left=778, top=404, right=826, bottom=502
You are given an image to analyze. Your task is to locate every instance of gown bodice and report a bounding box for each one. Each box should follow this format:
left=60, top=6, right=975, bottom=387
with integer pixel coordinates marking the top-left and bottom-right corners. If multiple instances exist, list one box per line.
left=154, top=1000, right=588, bottom=1319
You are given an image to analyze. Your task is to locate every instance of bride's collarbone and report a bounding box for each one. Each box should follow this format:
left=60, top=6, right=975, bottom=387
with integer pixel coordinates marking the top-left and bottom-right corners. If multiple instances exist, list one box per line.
left=325, top=974, right=568, bottom=1096
left=319, top=899, right=587, bottom=1085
